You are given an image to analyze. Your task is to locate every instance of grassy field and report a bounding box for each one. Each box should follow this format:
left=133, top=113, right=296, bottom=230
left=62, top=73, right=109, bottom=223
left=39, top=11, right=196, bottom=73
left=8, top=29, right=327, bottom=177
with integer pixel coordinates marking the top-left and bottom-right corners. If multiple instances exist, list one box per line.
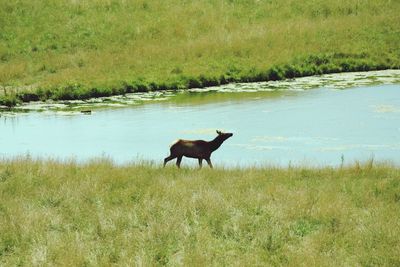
left=0, top=158, right=399, bottom=266
left=0, top=0, right=400, bottom=106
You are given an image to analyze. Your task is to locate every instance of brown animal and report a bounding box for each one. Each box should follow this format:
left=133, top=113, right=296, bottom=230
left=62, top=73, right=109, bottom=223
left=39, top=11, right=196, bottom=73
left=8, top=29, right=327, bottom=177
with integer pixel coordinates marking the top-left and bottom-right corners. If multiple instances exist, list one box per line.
left=164, top=130, right=233, bottom=168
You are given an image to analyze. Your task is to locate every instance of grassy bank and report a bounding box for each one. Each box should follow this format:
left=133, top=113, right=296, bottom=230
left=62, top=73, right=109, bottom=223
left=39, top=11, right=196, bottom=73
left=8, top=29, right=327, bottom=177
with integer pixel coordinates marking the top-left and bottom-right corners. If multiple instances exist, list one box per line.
left=1, top=158, right=399, bottom=265
left=1, top=0, right=400, bottom=106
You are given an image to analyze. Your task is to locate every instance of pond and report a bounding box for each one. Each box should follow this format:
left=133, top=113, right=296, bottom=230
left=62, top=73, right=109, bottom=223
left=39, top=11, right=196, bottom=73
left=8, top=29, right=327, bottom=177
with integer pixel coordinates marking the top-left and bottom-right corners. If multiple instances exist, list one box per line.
left=1, top=73, right=400, bottom=167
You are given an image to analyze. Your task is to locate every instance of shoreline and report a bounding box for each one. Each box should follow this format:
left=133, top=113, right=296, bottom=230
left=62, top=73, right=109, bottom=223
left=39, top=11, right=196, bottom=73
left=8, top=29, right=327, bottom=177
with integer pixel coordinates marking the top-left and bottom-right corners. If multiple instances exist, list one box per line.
left=0, top=155, right=398, bottom=171
left=1, top=52, right=400, bottom=109
left=1, top=68, right=400, bottom=113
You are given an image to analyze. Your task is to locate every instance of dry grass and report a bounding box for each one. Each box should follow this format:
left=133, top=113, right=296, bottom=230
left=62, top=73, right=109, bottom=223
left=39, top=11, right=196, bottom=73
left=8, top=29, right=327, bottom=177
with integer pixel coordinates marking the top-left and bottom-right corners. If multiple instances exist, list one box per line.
left=1, top=157, right=399, bottom=265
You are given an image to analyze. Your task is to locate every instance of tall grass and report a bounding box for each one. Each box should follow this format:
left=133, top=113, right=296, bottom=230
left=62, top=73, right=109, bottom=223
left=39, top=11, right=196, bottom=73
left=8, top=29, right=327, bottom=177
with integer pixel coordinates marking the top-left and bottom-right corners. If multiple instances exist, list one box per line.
left=0, top=0, right=399, bottom=105
left=1, top=158, right=399, bottom=265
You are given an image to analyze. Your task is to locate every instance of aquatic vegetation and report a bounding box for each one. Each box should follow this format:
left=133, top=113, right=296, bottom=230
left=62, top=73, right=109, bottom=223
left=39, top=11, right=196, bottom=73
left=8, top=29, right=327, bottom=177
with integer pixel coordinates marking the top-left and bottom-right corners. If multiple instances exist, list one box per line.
left=2, top=69, right=399, bottom=112
left=0, top=158, right=399, bottom=265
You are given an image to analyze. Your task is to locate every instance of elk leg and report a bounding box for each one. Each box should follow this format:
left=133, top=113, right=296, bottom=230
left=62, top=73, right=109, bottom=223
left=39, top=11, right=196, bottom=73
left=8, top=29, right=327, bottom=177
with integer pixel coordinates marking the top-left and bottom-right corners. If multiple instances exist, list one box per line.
left=164, top=155, right=176, bottom=167
left=176, top=156, right=183, bottom=168
left=198, top=158, right=203, bottom=168
left=206, top=158, right=213, bottom=169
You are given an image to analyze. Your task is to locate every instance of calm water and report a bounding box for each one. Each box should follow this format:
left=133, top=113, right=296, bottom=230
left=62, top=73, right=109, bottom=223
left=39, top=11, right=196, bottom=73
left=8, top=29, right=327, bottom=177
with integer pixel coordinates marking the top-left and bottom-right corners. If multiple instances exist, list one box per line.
left=1, top=84, right=399, bottom=167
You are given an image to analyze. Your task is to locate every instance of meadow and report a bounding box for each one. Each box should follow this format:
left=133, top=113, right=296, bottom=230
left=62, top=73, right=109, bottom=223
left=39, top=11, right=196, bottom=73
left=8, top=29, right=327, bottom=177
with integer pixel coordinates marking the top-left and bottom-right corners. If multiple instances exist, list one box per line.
left=1, top=0, right=400, bottom=106
left=1, top=158, right=399, bottom=266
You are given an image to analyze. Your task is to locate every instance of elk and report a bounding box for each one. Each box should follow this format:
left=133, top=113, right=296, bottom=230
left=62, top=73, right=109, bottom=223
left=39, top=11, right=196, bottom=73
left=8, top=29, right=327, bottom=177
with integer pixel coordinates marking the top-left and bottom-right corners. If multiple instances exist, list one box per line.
left=164, top=130, right=233, bottom=168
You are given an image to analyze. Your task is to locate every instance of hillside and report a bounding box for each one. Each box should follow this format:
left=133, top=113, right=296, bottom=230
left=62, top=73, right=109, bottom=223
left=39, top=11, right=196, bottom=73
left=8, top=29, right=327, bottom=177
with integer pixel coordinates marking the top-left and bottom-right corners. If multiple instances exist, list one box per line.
left=1, top=0, right=399, bottom=105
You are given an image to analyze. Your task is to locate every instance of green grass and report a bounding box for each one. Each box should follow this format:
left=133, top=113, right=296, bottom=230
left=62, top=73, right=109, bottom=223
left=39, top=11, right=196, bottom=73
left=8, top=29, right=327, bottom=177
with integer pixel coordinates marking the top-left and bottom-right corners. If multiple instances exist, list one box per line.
left=1, top=158, right=399, bottom=265
left=1, top=0, right=400, bottom=106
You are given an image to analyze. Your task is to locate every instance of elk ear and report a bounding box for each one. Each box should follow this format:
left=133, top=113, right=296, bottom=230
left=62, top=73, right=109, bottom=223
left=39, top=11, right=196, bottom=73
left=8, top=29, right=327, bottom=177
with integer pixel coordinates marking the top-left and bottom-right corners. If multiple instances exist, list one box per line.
left=216, top=130, right=222, bottom=135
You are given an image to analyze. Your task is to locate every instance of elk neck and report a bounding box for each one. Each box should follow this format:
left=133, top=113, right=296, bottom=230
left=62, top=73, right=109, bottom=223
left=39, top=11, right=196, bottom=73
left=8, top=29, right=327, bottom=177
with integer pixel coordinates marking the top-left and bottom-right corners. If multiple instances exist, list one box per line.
left=209, top=135, right=226, bottom=152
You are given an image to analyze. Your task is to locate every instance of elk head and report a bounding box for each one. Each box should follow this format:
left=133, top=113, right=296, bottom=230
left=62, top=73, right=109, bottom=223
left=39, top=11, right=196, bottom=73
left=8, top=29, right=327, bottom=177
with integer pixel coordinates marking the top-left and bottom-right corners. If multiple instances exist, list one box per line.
left=216, top=130, right=233, bottom=139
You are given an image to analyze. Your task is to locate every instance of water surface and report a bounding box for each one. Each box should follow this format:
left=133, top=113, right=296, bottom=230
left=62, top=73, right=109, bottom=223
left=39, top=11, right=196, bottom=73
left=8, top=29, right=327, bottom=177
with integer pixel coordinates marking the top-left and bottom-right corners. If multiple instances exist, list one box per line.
left=1, top=84, right=399, bottom=167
